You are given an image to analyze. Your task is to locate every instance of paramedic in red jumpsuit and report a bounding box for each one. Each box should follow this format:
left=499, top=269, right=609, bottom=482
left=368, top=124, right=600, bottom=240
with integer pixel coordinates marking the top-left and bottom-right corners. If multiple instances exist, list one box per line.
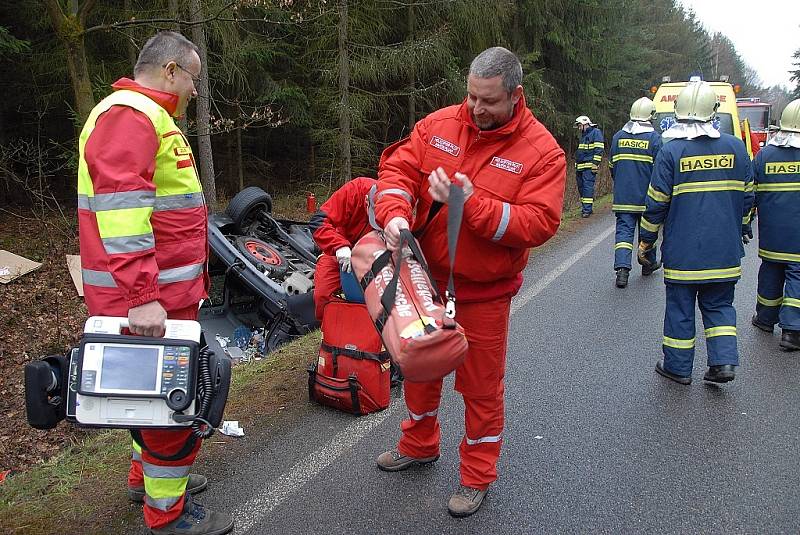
left=310, top=176, right=378, bottom=320
left=374, top=47, right=566, bottom=517
left=78, top=32, right=232, bottom=534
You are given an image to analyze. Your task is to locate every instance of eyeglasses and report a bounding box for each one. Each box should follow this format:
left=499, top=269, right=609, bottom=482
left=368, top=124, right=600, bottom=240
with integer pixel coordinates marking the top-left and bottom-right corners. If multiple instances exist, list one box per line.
left=163, top=62, right=201, bottom=85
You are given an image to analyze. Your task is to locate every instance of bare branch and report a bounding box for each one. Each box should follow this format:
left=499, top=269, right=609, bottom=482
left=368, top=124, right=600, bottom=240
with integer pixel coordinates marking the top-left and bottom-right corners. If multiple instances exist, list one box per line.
left=82, top=1, right=237, bottom=36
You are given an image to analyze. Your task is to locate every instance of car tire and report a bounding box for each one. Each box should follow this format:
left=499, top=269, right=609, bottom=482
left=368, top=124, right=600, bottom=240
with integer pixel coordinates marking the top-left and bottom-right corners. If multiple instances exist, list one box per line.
left=226, top=186, right=273, bottom=233
left=235, top=236, right=289, bottom=277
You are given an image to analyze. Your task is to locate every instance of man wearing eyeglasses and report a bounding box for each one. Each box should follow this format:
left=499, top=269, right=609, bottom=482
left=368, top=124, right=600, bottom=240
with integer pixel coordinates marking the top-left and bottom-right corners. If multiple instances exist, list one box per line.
left=77, top=31, right=233, bottom=535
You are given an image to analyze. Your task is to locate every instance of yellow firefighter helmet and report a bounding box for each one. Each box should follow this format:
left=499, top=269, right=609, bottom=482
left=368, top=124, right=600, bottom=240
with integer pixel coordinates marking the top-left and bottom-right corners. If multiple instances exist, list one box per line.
left=630, top=97, right=656, bottom=121
left=779, top=99, right=800, bottom=133
left=674, top=81, right=719, bottom=122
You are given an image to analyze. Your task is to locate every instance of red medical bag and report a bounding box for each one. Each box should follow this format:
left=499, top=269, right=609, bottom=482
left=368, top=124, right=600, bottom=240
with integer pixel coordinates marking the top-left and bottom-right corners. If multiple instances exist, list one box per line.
left=308, top=298, right=391, bottom=415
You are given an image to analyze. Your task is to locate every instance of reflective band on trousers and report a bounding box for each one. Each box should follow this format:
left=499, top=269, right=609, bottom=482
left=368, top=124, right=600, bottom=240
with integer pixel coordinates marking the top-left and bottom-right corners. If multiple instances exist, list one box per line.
left=78, top=192, right=204, bottom=212
left=465, top=433, right=502, bottom=446
left=491, top=202, right=510, bottom=242
left=409, top=409, right=438, bottom=421
left=615, top=242, right=634, bottom=250
left=663, top=336, right=695, bottom=349
left=82, top=262, right=204, bottom=287
left=142, top=462, right=191, bottom=512
left=580, top=198, right=594, bottom=204
left=705, top=326, right=737, bottom=338
left=757, top=294, right=783, bottom=307
left=784, top=297, right=800, bottom=309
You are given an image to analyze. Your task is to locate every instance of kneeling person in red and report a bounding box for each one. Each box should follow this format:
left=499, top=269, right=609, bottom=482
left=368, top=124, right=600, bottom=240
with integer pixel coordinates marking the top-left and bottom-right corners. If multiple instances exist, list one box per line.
left=374, top=47, right=566, bottom=517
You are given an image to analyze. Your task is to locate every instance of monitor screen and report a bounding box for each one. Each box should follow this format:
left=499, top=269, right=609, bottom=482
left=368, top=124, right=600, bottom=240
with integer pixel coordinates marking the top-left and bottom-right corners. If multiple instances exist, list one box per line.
left=100, top=345, right=160, bottom=391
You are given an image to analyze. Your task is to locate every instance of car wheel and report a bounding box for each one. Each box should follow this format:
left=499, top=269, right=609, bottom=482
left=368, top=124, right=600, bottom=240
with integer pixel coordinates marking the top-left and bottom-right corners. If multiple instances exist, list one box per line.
left=226, top=186, right=273, bottom=233
left=235, top=236, right=289, bottom=277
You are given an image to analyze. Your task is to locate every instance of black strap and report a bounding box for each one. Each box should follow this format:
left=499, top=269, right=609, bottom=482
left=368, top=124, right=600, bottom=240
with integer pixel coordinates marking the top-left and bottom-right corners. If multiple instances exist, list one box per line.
left=348, top=376, right=362, bottom=416
left=321, top=342, right=389, bottom=362
left=130, top=429, right=199, bottom=462
left=412, top=201, right=444, bottom=239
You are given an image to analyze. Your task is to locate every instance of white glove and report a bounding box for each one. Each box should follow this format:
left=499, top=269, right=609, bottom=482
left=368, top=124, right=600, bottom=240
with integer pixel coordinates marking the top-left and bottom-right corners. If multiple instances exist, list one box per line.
left=335, top=246, right=352, bottom=272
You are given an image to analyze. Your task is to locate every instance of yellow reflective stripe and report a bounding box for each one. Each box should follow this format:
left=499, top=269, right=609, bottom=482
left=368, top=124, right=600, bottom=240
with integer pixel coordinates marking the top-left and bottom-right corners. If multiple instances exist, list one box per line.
left=663, top=336, right=695, bottom=349
left=758, top=249, right=800, bottom=262
left=577, top=163, right=594, bottom=170
left=142, top=474, right=189, bottom=500
left=615, top=242, right=634, bottom=250
left=755, top=182, right=800, bottom=192
left=578, top=143, right=590, bottom=150
left=664, top=266, right=742, bottom=281
left=132, top=440, right=142, bottom=455
left=612, top=154, right=654, bottom=163
left=640, top=217, right=661, bottom=232
left=784, top=297, right=800, bottom=309
left=673, top=180, right=745, bottom=196
left=705, top=326, right=737, bottom=338
left=589, top=142, right=605, bottom=149
left=580, top=197, right=594, bottom=204
left=757, top=294, right=783, bottom=307
left=744, top=181, right=754, bottom=193
left=612, top=204, right=646, bottom=212
left=95, top=207, right=153, bottom=238
left=647, top=185, right=670, bottom=203
left=593, top=155, right=603, bottom=161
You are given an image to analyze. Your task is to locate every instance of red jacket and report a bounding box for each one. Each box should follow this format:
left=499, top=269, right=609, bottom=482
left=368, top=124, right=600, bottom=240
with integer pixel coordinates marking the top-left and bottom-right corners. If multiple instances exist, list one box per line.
left=310, top=177, right=377, bottom=255
left=375, top=95, right=566, bottom=301
left=79, top=78, right=208, bottom=315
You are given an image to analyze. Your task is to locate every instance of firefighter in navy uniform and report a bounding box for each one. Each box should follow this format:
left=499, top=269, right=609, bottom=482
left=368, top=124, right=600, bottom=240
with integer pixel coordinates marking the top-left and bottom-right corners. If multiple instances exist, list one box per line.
left=749, top=99, right=800, bottom=351
left=639, top=81, right=754, bottom=385
left=574, top=115, right=604, bottom=217
left=608, top=97, right=663, bottom=288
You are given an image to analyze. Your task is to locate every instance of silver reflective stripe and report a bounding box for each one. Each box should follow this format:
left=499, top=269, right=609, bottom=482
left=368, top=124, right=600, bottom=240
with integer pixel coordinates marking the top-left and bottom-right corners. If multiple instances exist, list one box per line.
left=409, top=409, right=438, bottom=421
left=154, top=192, right=205, bottom=211
left=102, top=233, right=155, bottom=254
left=376, top=188, right=413, bottom=203
left=132, top=449, right=142, bottom=462
left=80, top=191, right=156, bottom=212
left=145, top=495, right=182, bottom=512
left=465, top=433, right=502, bottom=446
left=367, top=184, right=381, bottom=231
left=159, top=263, right=204, bottom=284
left=142, top=462, right=192, bottom=479
left=491, top=202, right=511, bottom=242
left=81, top=269, right=116, bottom=287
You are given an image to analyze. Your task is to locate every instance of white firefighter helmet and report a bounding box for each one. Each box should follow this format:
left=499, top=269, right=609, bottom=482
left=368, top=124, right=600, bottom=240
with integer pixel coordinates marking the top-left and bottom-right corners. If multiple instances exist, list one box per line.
left=574, top=115, right=595, bottom=127
left=779, top=99, right=800, bottom=133
left=630, top=97, right=655, bottom=121
left=674, top=81, right=719, bottom=122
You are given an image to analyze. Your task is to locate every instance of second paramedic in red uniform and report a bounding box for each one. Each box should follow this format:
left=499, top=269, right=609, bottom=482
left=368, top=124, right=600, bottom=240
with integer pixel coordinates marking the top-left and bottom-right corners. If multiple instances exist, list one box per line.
left=310, top=176, right=378, bottom=320
left=374, top=47, right=567, bottom=517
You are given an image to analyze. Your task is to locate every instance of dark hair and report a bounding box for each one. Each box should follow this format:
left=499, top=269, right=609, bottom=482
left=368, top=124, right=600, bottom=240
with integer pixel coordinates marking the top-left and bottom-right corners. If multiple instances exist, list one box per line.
left=133, top=31, right=199, bottom=77
left=469, top=47, right=523, bottom=93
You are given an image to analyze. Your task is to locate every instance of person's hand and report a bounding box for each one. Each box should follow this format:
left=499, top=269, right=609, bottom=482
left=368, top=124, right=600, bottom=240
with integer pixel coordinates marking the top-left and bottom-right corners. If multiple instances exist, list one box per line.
left=128, top=300, right=167, bottom=337
left=591, top=164, right=599, bottom=173
left=335, top=246, right=352, bottom=272
left=427, top=167, right=473, bottom=203
left=742, top=226, right=753, bottom=245
left=384, top=216, right=409, bottom=252
left=637, top=241, right=655, bottom=267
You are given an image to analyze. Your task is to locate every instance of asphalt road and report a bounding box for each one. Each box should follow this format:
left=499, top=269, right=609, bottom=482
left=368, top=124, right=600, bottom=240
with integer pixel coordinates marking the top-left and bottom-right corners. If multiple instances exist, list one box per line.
left=139, top=210, right=800, bottom=534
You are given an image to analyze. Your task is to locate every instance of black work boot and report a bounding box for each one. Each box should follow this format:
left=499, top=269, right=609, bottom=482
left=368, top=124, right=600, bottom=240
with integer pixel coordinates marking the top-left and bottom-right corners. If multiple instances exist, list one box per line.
left=615, top=268, right=630, bottom=288
left=703, top=365, right=736, bottom=383
left=655, top=360, right=691, bottom=385
left=376, top=450, right=439, bottom=472
left=129, top=474, right=208, bottom=504
left=751, top=314, right=774, bottom=333
left=641, top=260, right=662, bottom=276
left=780, top=329, right=800, bottom=351
left=150, top=500, right=233, bottom=535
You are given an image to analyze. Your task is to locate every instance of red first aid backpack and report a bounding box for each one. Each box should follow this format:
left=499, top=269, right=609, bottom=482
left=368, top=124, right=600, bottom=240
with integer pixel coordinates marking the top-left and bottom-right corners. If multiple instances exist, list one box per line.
left=307, top=298, right=391, bottom=415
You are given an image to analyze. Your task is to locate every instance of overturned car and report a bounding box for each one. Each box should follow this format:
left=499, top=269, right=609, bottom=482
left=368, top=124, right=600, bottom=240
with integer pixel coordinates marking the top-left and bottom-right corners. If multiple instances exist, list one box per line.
left=201, top=186, right=320, bottom=356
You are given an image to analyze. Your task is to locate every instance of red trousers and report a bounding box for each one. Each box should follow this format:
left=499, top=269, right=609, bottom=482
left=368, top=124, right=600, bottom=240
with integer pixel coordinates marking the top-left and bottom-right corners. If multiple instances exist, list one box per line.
left=397, top=295, right=511, bottom=490
left=313, top=254, right=341, bottom=320
left=128, top=304, right=202, bottom=528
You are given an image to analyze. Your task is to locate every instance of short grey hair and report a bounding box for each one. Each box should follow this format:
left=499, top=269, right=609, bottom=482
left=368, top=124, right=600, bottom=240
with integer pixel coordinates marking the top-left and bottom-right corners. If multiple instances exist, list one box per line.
left=134, top=31, right=200, bottom=77
left=469, top=47, right=523, bottom=93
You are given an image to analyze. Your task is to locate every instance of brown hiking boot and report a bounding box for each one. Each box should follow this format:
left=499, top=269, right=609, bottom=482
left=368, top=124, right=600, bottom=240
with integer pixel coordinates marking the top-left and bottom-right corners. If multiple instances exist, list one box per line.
left=376, top=449, right=439, bottom=472
left=150, top=501, right=233, bottom=535
left=129, top=474, right=208, bottom=503
left=447, top=485, right=488, bottom=518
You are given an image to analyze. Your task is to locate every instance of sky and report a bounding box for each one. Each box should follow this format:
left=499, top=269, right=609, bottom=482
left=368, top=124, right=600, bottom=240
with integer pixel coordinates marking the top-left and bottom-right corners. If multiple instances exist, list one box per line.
left=678, top=0, right=799, bottom=88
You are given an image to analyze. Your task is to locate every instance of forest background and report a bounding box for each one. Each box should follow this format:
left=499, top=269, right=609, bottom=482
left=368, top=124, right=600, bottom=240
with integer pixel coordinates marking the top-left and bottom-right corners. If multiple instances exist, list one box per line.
left=1, top=0, right=799, bottom=212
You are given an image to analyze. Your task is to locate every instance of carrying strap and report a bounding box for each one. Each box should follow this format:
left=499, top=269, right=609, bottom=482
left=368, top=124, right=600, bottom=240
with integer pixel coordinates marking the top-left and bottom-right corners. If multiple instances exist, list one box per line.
left=130, top=429, right=199, bottom=462
left=321, top=342, right=389, bottom=362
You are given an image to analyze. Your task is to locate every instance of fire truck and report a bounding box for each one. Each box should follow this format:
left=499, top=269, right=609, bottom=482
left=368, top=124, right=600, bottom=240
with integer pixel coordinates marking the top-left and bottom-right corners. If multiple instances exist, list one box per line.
left=736, top=97, right=771, bottom=156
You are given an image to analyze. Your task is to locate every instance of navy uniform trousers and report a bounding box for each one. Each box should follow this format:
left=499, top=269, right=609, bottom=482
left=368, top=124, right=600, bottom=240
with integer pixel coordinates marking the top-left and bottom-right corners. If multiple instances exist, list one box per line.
left=576, top=169, right=596, bottom=215
left=754, top=260, right=800, bottom=330
left=614, top=212, right=656, bottom=270
left=663, top=282, right=739, bottom=377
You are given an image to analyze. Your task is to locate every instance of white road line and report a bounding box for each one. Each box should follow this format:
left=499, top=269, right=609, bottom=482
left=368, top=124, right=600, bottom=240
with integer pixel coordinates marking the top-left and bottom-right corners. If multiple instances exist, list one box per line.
left=233, top=222, right=614, bottom=534
left=511, top=224, right=615, bottom=315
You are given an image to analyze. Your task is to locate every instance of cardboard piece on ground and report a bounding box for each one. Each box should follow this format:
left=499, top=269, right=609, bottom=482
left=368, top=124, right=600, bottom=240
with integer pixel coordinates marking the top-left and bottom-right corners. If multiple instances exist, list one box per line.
left=0, top=250, right=42, bottom=284
left=66, top=254, right=84, bottom=296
